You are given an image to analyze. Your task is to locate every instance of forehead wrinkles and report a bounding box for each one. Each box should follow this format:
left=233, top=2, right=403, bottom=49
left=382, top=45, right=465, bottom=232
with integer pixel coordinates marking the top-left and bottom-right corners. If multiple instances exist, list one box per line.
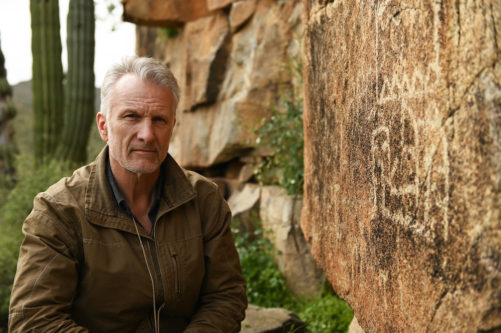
left=110, top=93, right=175, bottom=119
left=119, top=96, right=172, bottom=112
left=107, top=74, right=176, bottom=118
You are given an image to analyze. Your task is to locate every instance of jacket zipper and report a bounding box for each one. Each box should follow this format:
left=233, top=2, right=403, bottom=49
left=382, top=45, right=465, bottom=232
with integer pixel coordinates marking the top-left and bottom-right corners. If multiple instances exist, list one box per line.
left=169, top=246, right=181, bottom=297
left=153, top=196, right=194, bottom=300
left=148, top=239, right=164, bottom=301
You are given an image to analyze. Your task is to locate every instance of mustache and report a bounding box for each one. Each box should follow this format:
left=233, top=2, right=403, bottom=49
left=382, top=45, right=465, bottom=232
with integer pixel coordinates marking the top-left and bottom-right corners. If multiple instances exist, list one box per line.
left=129, top=145, right=157, bottom=151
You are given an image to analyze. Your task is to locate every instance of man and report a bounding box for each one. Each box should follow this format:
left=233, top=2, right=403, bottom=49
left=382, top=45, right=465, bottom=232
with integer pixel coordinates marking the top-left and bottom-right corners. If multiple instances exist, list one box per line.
left=9, top=57, right=247, bottom=332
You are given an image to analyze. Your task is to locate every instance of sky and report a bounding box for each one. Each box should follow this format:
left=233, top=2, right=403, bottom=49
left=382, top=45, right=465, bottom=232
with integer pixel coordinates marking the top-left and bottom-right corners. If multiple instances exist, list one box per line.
left=0, top=0, right=136, bottom=87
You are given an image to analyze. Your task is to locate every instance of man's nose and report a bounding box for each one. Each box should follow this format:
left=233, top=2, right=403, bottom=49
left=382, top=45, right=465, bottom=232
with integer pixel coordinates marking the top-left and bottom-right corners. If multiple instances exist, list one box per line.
left=137, top=119, right=155, bottom=143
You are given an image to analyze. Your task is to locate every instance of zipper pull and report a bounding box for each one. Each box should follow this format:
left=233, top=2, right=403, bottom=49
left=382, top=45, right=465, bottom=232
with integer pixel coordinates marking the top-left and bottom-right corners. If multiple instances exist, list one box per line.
left=171, top=251, right=181, bottom=297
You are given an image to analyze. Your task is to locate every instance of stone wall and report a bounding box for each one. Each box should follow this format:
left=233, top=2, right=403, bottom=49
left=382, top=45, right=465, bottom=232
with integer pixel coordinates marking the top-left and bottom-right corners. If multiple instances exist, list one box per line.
left=302, top=1, right=501, bottom=332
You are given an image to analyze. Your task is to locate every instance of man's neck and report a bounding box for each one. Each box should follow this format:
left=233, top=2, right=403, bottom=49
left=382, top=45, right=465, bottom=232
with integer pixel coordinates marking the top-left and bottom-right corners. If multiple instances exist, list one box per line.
left=109, top=156, right=159, bottom=215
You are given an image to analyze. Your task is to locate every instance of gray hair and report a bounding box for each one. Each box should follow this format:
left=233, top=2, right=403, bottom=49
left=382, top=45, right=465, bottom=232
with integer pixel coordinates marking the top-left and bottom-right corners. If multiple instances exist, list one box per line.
left=100, top=56, right=180, bottom=117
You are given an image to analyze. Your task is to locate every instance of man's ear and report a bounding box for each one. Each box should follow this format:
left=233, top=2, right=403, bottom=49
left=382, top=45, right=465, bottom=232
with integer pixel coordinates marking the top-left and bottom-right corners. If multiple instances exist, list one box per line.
left=96, top=112, right=108, bottom=142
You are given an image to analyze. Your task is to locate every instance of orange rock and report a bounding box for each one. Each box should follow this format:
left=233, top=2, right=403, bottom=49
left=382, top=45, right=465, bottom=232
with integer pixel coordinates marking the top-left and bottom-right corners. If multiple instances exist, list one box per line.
left=229, top=0, right=257, bottom=32
left=302, top=0, right=501, bottom=332
left=122, top=0, right=211, bottom=26
left=134, top=0, right=303, bottom=169
left=207, top=0, right=236, bottom=11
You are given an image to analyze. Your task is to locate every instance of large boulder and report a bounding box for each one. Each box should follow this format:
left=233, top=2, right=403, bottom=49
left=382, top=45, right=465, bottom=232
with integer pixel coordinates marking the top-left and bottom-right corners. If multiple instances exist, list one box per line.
left=136, top=0, right=303, bottom=168
left=302, top=1, right=501, bottom=332
left=228, top=184, right=324, bottom=297
left=260, top=186, right=324, bottom=297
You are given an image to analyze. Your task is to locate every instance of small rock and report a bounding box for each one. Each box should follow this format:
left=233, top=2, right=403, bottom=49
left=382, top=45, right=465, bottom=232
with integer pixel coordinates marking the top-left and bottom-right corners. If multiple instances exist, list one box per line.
left=348, top=316, right=365, bottom=333
left=241, top=304, right=306, bottom=333
left=228, top=183, right=261, bottom=235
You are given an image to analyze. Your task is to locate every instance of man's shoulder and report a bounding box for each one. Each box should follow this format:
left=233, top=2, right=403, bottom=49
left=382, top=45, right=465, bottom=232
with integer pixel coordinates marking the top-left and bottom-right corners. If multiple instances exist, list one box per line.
left=164, top=155, right=221, bottom=198
left=181, top=168, right=221, bottom=196
left=26, top=161, right=96, bottom=234
left=40, top=161, right=95, bottom=207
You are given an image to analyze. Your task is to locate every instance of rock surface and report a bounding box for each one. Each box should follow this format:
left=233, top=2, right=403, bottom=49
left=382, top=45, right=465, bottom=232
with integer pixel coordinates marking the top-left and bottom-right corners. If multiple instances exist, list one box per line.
left=302, top=1, right=501, bottom=332
left=229, top=0, right=257, bottom=32
left=136, top=0, right=303, bottom=168
left=241, top=304, right=305, bottom=333
left=181, top=11, right=231, bottom=111
left=259, top=186, right=324, bottom=297
left=122, top=0, right=211, bottom=26
left=122, top=0, right=247, bottom=26
left=227, top=184, right=325, bottom=297
left=228, top=183, right=261, bottom=235
left=348, top=316, right=364, bottom=333
left=207, top=0, right=236, bottom=11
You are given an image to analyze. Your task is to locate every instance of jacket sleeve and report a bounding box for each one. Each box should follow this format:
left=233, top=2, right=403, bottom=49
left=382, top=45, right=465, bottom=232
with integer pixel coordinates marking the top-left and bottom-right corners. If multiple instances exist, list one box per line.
left=184, top=186, right=248, bottom=332
left=8, top=193, right=89, bottom=333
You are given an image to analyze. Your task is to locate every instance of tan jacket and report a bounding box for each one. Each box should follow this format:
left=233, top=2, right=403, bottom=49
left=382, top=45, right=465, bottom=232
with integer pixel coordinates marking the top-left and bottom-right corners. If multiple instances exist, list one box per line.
left=9, top=148, right=247, bottom=332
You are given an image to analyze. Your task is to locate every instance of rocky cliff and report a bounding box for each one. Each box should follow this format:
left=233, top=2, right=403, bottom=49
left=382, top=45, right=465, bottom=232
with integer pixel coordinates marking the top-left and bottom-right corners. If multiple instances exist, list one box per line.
left=133, top=0, right=303, bottom=169
left=302, top=1, right=501, bottom=331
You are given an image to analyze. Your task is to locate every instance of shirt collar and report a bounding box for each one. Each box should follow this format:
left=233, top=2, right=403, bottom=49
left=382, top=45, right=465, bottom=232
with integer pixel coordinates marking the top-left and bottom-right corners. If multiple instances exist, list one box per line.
left=105, top=153, right=165, bottom=224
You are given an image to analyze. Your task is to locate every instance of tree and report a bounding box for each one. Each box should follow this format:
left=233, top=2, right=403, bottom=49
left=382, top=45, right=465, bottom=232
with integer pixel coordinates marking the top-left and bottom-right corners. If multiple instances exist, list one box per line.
left=30, top=0, right=95, bottom=165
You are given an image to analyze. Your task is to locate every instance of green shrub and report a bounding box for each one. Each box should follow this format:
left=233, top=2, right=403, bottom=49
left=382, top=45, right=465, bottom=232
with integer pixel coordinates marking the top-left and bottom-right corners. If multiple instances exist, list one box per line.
left=233, top=225, right=353, bottom=333
left=234, top=228, right=296, bottom=308
left=158, top=27, right=179, bottom=39
left=0, top=155, right=71, bottom=326
left=298, top=293, right=353, bottom=333
left=253, top=55, right=304, bottom=196
left=0, top=78, right=12, bottom=97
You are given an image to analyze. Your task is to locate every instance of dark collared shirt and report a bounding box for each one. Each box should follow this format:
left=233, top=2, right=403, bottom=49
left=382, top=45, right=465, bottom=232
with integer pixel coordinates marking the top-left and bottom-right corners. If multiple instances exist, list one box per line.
left=105, top=154, right=165, bottom=225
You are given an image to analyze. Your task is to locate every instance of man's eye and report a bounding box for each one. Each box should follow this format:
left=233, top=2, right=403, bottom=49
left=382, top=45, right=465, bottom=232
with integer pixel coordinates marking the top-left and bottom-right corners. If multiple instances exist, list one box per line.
left=153, top=117, right=166, bottom=123
left=125, top=114, right=136, bottom=119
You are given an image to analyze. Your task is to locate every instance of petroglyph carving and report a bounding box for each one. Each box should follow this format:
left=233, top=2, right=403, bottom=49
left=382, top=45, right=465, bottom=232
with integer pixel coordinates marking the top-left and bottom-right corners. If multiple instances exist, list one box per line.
left=369, top=1, right=450, bottom=243
left=370, top=91, right=450, bottom=243
left=303, top=0, right=501, bottom=331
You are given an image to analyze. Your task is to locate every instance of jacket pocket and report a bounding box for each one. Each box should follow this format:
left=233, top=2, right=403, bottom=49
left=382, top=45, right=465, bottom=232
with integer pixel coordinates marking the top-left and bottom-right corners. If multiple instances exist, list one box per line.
left=168, top=245, right=182, bottom=298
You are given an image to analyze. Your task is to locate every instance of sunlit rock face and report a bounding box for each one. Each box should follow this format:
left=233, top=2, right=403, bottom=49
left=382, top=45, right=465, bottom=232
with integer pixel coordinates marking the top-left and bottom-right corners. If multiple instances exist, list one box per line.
left=122, top=0, right=212, bottom=26
left=135, top=0, right=303, bottom=168
left=302, top=1, right=501, bottom=332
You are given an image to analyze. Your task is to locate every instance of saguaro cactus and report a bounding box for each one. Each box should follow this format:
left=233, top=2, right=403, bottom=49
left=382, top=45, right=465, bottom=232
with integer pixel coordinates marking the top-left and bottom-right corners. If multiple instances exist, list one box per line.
left=30, top=0, right=64, bottom=164
left=0, top=40, right=12, bottom=98
left=57, top=0, right=95, bottom=164
left=0, top=38, right=17, bottom=184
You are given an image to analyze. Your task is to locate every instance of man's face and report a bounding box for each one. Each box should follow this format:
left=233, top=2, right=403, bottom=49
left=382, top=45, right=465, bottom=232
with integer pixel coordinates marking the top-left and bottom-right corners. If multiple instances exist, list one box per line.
left=97, top=74, right=176, bottom=174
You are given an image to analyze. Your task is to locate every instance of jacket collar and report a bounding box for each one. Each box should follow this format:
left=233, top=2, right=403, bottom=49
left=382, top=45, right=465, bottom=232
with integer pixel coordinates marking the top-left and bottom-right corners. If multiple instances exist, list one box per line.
left=84, top=146, right=196, bottom=237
